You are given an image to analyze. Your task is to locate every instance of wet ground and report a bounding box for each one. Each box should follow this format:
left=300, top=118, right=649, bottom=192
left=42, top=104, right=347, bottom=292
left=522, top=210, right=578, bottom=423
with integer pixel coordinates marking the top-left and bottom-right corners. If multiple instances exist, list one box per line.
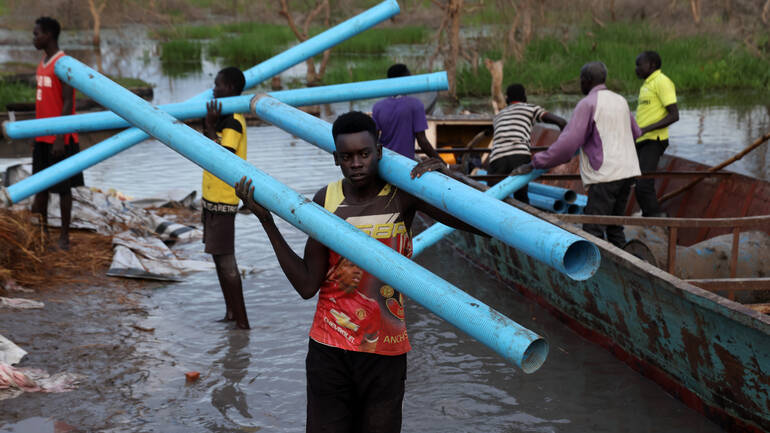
left=0, top=126, right=729, bottom=432
left=1, top=24, right=766, bottom=433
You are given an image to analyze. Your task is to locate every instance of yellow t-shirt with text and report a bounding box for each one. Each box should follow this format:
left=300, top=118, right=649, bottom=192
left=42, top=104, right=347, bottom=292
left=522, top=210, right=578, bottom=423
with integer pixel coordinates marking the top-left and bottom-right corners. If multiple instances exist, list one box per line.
left=202, top=113, right=247, bottom=205
left=636, top=69, right=677, bottom=142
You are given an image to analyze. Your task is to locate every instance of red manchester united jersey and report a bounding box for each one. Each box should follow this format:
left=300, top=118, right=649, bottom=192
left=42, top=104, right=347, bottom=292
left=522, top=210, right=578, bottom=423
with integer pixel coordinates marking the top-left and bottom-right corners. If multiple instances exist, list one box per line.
left=308, top=180, right=412, bottom=356
left=35, top=51, right=78, bottom=144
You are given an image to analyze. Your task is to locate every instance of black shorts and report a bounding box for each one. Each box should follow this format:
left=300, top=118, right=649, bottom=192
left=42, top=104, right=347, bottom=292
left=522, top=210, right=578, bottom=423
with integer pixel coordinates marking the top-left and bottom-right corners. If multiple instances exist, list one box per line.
left=32, top=138, right=85, bottom=194
left=306, top=338, right=407, bottom=433
left=487, top=153, right=531, bottom=203
left=202, top=208, right=236, bottom=255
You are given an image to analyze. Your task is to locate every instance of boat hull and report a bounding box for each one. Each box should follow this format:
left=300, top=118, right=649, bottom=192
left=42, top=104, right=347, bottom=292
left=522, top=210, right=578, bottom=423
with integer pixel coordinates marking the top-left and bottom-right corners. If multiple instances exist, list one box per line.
left=444, top=219, right=770, bottom=432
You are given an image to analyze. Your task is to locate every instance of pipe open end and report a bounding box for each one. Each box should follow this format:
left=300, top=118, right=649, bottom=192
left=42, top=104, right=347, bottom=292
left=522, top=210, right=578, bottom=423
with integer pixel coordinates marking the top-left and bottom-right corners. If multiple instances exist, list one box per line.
left=249, top=93, right=269, bottom=114
left=519, top=337, right=548, bottom=374
left=552, top=199, right=565, bottom=212
left=564, top=190, right=577, bottom=203
left=562, top=239, right=601, bottom=281
left=567, top=204, right=580, bottom=214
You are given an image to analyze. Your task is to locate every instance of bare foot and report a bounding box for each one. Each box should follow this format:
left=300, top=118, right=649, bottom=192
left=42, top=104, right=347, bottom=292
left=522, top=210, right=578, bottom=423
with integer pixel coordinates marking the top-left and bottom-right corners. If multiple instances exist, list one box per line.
left=234, top=321, right=251, bottom=330
left=216, top=311, right=235, bottom=323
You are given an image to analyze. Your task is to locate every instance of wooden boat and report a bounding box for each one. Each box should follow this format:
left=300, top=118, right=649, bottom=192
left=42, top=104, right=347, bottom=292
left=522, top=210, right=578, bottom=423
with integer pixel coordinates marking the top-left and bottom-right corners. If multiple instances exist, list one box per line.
left=424, top=115, right=770, bottom=432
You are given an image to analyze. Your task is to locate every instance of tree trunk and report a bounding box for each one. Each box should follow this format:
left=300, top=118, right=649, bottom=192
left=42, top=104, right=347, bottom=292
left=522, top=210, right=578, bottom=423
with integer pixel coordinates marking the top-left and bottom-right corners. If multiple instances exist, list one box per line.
left=689, top=0, right=701, bottom=24
left=445, top=0, right=463, bottom=97
left=279, top=0, right=330, bottom=86
left=87, top=0, right=106, bottom=47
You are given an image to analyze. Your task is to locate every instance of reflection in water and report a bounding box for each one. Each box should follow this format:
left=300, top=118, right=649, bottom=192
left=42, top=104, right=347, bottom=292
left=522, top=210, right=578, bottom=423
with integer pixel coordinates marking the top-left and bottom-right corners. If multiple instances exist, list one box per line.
left=210, top=331, right=253, bottom=426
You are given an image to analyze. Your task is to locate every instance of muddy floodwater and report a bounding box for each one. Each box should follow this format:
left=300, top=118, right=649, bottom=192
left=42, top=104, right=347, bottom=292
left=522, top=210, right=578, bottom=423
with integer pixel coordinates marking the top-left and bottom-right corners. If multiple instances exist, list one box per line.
left=0, top=126, right=729, bottom=432
left=1, top=25, right=767, bottom=433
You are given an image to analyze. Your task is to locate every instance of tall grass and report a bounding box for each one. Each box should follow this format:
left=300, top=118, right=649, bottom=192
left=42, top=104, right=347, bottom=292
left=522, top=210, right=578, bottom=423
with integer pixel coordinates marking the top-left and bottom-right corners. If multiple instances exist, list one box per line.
left=160, top=40, right=202, bottom=77
left=321, top=56, right=393, bottom=85
left=456, top=22, right=770, bottom=97
left=0, top=81, right=35, bottom=109
left=333, top=27, right=429, bottom=54
left=207, top=24, right=296, bottom=69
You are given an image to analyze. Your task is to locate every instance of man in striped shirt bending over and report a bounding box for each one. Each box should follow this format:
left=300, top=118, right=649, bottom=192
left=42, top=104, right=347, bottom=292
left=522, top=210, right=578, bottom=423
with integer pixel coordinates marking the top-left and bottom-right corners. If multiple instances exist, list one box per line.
left=488, top=84, right=566, bottom=203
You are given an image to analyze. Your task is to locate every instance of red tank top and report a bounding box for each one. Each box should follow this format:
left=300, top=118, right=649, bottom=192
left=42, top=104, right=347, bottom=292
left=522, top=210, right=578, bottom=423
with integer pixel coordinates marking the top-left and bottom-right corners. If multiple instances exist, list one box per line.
left=309, top=180, right=413, bottom=355
left=35, top=51, right=78, bottom=144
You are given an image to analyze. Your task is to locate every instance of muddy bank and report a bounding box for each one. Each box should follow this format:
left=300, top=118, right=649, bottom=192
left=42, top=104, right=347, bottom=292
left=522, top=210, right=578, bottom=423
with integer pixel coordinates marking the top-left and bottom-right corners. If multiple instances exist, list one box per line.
left=0, top=280, right=157, bottom=432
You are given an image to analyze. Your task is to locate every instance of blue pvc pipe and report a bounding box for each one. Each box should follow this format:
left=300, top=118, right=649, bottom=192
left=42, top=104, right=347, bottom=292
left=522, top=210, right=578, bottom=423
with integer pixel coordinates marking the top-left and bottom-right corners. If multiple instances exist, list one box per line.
left=527, top=192, right=565, bottom=213
left=4, top=73, right=447, bottom=138
left=0, top=0, right=399, bottom=203
left=1, top=1, right=402, bottom=205
left=4, top=74, right=446, bottom=204
left=52, top=56, right=548, bottom=373
left=251, top=96, right=601, bottom=281
left=528, top=182, right=576, bottom=204
left=412, top=171, right=540, bottom=257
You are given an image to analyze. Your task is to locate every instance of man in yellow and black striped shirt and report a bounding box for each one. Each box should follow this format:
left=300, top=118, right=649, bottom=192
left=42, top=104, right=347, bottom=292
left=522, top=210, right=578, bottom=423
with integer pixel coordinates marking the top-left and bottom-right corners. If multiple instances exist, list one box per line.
left=201, top=67, right=250, bottom=329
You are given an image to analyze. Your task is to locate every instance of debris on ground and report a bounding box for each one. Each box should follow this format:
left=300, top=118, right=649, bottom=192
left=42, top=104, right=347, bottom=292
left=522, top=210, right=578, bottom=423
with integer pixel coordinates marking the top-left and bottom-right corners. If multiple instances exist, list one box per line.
left=0, top=334, right=27, bottom=365
left=0, top=297, right=44, bottom=309
left=0, top=363, right=86, bottom=400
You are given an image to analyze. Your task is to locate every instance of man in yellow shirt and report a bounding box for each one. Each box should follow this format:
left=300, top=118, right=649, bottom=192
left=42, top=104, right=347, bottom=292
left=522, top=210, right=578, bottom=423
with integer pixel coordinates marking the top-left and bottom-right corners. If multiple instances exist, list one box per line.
left=202, top=67, right=250, bottom=329
left=634, top=51, right=679, bottom=217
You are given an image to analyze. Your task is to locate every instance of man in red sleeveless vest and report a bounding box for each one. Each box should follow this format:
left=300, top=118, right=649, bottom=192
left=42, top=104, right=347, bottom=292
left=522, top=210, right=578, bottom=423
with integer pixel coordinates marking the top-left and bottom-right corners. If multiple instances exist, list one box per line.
left=32, top=16, right=83, bottom=250
left=235, top=112, right=483, bottom=433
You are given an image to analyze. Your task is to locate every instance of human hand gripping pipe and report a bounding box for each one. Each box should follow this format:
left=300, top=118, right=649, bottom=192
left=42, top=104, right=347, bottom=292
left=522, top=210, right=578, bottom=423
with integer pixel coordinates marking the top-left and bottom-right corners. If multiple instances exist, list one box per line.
left=1, top=73, right=447, bottom=204
left=0, top=0, right=399, bottom=205
left=53, top=56, right=548, bottom=373
left=413, top=172, right=542, bottom=257
left=250, top=96, right=601, bottom=281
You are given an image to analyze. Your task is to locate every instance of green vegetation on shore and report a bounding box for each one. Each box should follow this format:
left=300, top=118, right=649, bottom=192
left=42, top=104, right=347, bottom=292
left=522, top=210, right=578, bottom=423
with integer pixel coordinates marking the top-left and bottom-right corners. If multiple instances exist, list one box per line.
left=152, top=22, right=428, bottom=73
left=456, top=22, right=770, bottom=97
left=0, top=75, right=152, bottom=111
left=150, top=18, right=768, bottom=98
left=160, top=40, right=203, bottom=77
left=333, top=26, right=428, bottom=54
left=0, top=81, right=34, bottom=110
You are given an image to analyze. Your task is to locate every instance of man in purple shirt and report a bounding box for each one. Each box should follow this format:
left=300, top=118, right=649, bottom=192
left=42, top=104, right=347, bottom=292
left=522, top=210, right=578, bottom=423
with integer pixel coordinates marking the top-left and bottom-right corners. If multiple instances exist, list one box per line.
left=372, top=64, right=444, bottom=178
left=512, top=62, right=642, bottom=247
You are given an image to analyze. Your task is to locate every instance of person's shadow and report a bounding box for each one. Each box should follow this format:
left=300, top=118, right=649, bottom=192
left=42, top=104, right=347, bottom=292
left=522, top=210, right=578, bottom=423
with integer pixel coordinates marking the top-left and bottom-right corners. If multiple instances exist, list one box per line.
left=211, top=330, right=252, bottom=424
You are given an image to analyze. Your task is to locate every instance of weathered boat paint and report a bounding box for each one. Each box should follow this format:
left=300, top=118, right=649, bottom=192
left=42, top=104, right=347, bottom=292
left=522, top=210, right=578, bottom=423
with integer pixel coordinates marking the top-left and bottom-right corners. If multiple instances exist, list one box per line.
left=446, top=217, right=770, bottom=431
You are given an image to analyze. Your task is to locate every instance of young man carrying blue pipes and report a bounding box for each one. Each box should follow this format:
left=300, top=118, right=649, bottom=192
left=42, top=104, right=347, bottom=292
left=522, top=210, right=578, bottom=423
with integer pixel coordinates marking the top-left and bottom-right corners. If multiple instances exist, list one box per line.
left=234, top=111, right=483, bottom=433
left=201, top=67, right=250, bottom=330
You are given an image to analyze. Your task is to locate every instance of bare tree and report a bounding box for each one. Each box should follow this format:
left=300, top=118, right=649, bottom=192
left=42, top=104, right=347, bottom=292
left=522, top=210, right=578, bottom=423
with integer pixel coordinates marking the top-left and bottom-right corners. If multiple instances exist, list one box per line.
left=499, top=0, right=534, bottom=60
left=428, top=0, right=483, bottom=97
left=279, top=0, right=331, bottom=86
left=87, top=0, right=107, bottom=46
left=689, top=0, right=702, bottom=24
left=484, top=58, right=505, bottom=113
